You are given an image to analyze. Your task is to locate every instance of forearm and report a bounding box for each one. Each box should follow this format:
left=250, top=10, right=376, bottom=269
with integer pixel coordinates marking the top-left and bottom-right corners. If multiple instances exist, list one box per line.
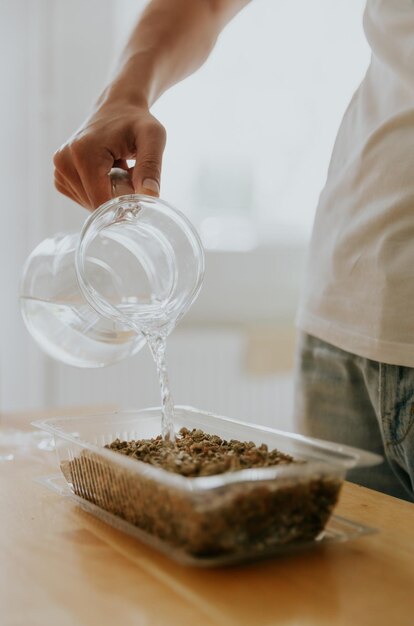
left=100, top=0, right=250, bottom=108
left=54, top=0, right=249, bottom=208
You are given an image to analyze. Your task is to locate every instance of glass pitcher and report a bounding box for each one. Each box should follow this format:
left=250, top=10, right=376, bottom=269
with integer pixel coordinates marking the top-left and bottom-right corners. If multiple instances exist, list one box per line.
left=20, top=169, right=205, bottom=368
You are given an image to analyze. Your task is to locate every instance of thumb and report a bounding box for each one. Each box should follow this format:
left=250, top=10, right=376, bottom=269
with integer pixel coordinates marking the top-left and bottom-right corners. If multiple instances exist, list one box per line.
left=132, top=122, right=166, bottom=197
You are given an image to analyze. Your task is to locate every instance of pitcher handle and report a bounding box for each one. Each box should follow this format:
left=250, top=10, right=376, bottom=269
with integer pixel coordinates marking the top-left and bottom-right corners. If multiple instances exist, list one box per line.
left=109, top=167, right=135, bottom=198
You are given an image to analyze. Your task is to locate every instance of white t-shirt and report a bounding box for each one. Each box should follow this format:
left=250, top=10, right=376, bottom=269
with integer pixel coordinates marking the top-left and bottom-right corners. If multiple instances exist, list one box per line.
left=297, top=0, right=414, bottom=367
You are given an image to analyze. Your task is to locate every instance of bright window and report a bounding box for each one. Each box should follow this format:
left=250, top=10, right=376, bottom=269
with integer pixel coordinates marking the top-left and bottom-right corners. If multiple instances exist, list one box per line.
left=117, top=0, right=370, bottom=248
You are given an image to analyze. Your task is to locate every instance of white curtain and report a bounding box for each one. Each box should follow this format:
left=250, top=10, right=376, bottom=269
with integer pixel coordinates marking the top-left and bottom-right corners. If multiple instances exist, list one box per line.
left=0, top=0, right=129, bottom=411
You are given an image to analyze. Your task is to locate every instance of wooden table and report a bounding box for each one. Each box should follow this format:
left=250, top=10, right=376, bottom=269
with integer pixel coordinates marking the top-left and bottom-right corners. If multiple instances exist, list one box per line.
left=1, top=407, right=413, bottom=626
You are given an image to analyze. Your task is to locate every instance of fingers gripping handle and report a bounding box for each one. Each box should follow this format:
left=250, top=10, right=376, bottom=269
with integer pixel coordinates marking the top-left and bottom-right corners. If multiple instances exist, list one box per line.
left=109, top=167, right=135, bottom=198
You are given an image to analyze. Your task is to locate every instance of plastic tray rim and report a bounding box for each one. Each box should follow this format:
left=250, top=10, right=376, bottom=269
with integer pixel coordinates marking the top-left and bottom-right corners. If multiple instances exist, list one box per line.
left=32, top=405, right=383, bottom=493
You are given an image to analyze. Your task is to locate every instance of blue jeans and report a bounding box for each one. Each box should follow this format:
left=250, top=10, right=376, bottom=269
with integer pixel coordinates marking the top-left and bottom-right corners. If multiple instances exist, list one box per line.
left=293, top=333, right=414, bottom=502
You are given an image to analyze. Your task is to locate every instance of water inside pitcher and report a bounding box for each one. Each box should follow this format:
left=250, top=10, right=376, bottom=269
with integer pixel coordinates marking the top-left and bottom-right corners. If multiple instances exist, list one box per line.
left=20, top=169, right=204, bottom=367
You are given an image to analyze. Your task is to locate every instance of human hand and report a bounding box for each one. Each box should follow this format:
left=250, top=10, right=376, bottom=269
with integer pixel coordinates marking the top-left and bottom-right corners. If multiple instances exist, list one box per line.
left=53, top=101, right=166, bottom=210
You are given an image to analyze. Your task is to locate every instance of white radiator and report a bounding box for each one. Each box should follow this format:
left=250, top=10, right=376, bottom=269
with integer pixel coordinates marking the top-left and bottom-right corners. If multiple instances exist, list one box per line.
left=52, top=326, right=295, bottom=432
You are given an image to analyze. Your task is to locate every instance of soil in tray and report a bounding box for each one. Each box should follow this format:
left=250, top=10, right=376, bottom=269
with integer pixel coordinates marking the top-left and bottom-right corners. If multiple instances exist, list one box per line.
left=105, top=427, right=297, bottom=476
left=63, top=427, right=342, bottom=557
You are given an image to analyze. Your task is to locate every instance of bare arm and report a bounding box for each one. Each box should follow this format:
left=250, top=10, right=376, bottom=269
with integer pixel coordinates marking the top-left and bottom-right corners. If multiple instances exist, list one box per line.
left=54, top=0, right=250, bottom=209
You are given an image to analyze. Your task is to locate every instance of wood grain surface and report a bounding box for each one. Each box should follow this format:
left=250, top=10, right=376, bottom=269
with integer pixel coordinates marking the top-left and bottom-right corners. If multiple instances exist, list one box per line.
left=1, top=407, right=413, bottom=626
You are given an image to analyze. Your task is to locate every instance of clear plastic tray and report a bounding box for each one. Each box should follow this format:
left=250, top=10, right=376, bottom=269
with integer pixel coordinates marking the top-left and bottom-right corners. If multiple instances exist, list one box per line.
left=33, top=406, right=382, bottom=565
left=37, top=474, right=376, bottom=567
